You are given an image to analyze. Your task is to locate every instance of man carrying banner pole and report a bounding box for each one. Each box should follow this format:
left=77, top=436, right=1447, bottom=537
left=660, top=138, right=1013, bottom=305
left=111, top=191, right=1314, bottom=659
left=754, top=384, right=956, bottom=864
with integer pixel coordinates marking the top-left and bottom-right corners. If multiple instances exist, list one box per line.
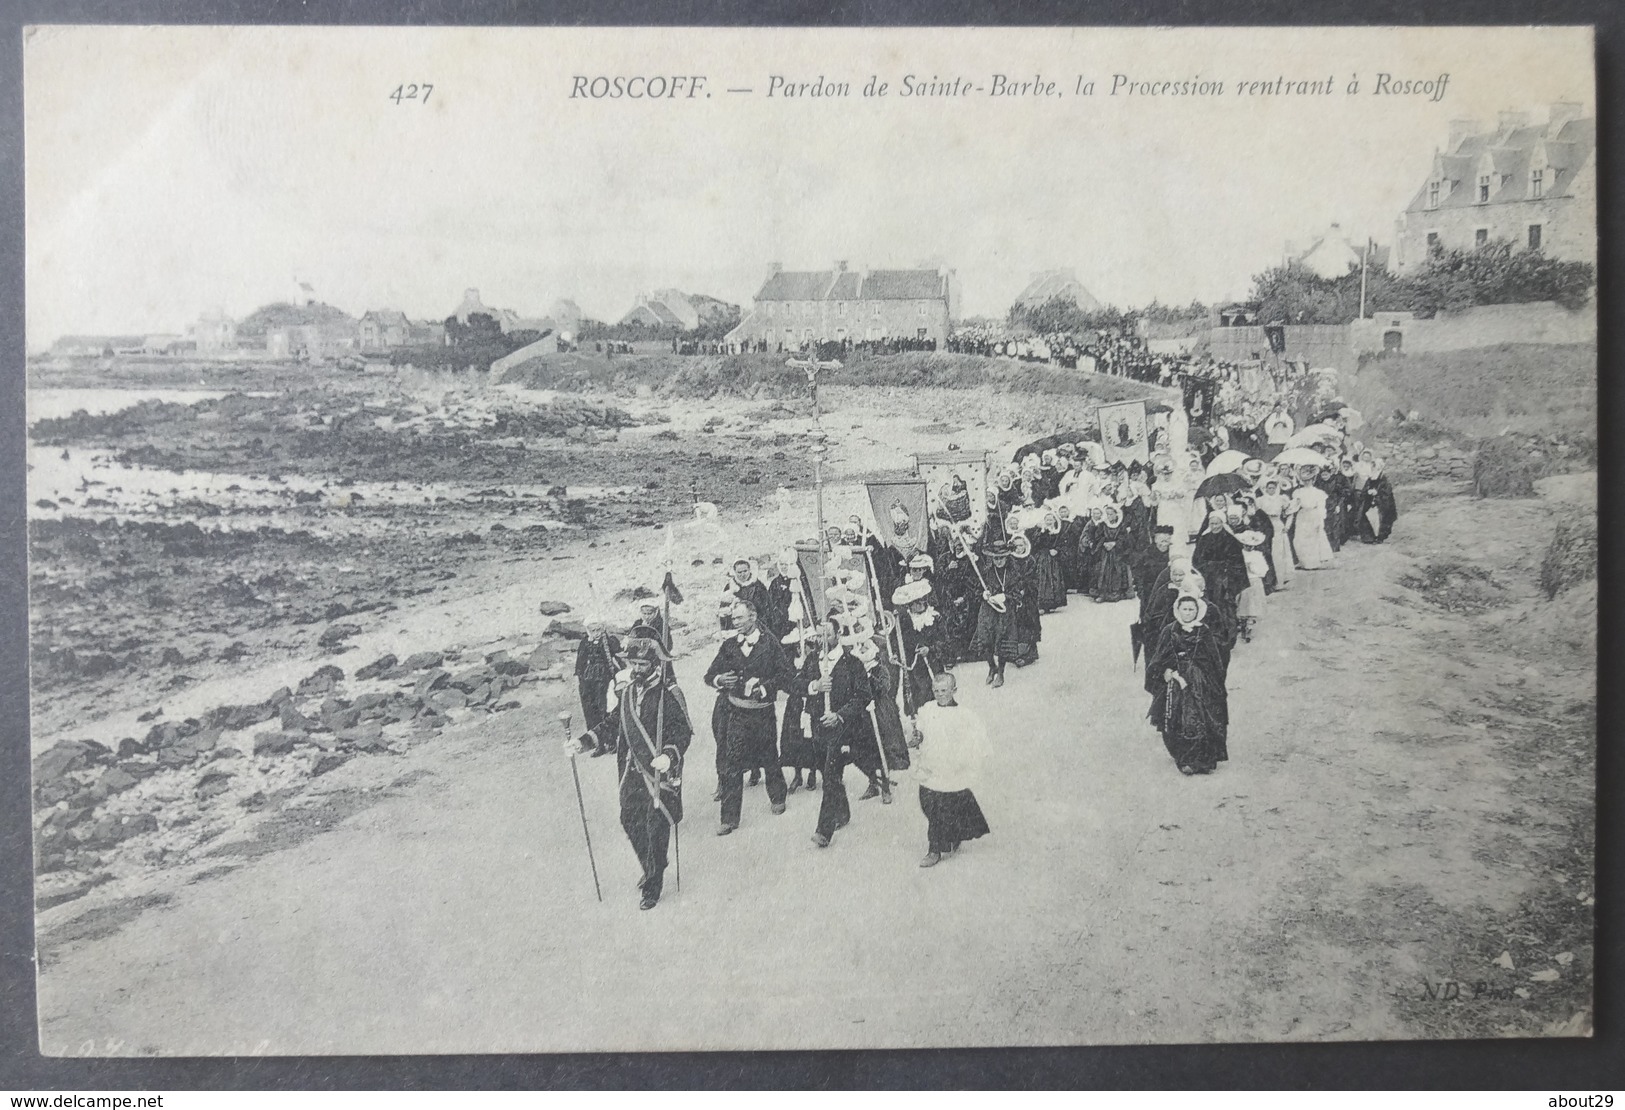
left=576, top=637, right=692, bottom=911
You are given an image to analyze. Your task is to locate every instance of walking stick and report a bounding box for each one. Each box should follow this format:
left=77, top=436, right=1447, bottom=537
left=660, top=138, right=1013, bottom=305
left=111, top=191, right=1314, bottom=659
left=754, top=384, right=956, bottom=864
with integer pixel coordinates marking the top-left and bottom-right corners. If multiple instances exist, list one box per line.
left=657, top=683, right=679, bottom=894
left=851, top=524, right=895, bottom=803
left=559, top=711, right=602, bottom=903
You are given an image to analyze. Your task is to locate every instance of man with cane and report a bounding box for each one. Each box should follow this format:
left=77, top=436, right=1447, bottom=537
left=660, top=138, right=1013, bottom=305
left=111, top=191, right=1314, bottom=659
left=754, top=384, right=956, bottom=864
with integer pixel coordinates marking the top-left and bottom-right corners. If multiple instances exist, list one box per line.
left=572, top=636, right=693, bottom=911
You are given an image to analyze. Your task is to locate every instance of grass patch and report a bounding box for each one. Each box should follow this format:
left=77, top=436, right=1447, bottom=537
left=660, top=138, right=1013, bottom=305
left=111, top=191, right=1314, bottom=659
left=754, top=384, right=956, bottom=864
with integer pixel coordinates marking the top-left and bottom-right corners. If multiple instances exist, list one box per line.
left=1540, top=513, right=1598, bottom=600
left=1399, top=559, right=1511, bottom=615
left=500, top=349, right=1166, bottom=406
left=1344, top=343, right=1594, bottom=441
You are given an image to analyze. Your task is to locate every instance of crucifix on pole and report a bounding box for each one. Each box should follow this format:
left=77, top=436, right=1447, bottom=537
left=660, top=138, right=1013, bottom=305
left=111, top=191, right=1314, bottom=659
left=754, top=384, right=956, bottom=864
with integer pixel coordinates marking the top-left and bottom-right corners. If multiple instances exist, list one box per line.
left=786, top=354, right=842, bottom=426
left=787, top=354, right=842, bottom=549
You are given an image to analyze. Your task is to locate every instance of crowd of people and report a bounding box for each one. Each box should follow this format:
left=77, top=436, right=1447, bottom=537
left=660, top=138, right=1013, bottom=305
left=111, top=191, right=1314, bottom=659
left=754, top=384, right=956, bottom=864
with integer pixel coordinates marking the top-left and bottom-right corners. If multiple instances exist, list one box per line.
left=565, top=391, right=1398, bottom=910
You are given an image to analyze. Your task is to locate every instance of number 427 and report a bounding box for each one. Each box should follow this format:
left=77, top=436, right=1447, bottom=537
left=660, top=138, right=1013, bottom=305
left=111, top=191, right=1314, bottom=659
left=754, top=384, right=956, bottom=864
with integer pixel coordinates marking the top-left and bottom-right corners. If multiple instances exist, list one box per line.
left=390, top=83, right=433, bottom=104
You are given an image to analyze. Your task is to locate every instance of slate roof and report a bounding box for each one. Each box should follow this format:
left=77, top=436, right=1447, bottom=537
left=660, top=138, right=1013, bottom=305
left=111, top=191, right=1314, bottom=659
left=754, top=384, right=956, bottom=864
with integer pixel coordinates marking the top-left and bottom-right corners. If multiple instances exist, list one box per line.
left=753, top=267, right=948, bottom=303
left=1014, top=269, right=1102, bottom=311
left=859, top=270, right=945, bottom=300
left=1407, top=114, right=1594, bottom=214
left=757, top=271, right=836, bottom=302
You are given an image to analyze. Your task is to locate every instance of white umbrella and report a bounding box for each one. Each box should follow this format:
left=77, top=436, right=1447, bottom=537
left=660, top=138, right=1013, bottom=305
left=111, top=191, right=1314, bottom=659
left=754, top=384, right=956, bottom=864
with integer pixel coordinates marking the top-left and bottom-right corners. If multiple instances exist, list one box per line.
left=1205, top=449, right=1251, bottom=476
left=1338, top=406, right=1365, bottom=431
left=1274, top=446, right=1331, bottom=468
left=1285, top=423, right=1343, bottom=449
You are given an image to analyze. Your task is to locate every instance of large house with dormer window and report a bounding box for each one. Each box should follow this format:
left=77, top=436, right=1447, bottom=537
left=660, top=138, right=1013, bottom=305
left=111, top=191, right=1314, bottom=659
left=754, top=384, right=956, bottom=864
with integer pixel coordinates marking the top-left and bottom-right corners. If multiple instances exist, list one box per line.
left=1393, top=103, right=1594, bottom=273
left=726, top=262, right=959, bottom=348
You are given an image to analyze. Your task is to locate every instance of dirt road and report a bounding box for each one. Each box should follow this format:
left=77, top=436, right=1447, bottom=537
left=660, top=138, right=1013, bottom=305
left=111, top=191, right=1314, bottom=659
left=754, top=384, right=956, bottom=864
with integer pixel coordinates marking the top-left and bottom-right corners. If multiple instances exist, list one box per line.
left=34, top=473, right=1593, bottom=1054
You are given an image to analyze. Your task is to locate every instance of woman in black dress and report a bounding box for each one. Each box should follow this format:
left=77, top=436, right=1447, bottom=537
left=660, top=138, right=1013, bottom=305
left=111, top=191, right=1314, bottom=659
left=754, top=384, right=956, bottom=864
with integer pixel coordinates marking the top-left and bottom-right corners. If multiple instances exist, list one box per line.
left=1145, top=594, right=1231, bottom=775
left=1091, top=504, right=1137, bottom=602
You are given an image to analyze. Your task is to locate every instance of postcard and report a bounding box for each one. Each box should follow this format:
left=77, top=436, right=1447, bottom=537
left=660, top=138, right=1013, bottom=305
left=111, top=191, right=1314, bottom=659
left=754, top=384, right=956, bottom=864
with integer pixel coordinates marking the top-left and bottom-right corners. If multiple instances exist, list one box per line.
left=24, top=25, right=1595, bottom=1054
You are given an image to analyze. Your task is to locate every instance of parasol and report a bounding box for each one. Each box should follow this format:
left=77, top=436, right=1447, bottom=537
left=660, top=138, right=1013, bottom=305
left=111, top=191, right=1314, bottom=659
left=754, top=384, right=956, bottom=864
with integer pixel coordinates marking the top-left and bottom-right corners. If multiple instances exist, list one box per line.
left=1205, top=450, right=1251, bottom=476
left=1012, top=429, right=1092, bottom=463
left=1338, top=406, right=1364, bottom=431
left=1273, top=446, right=1332, bottom=468
left=1285, top=423, right=1343, bottom=449
left=1193, top=472, right=1252, bottom=500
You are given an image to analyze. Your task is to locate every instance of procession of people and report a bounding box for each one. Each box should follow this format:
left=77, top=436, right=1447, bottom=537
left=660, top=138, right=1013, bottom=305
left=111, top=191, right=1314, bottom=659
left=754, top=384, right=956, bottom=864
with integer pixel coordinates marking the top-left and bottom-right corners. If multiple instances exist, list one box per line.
left=563, top=380, right=1397, bottom=908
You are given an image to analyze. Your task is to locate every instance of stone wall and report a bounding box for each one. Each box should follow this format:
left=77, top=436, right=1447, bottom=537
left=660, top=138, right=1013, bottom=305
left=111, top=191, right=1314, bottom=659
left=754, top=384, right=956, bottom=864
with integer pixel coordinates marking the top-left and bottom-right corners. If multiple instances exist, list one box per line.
left=1208, top=324, right=1357, bottom=372
left=1351, top=301, right=1595, bottom=354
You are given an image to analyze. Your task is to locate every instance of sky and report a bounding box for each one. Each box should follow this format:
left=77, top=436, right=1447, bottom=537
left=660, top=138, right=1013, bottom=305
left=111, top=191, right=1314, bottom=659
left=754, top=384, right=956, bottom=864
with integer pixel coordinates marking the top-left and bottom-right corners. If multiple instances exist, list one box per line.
left=24, top=25, right=1593, bottom=348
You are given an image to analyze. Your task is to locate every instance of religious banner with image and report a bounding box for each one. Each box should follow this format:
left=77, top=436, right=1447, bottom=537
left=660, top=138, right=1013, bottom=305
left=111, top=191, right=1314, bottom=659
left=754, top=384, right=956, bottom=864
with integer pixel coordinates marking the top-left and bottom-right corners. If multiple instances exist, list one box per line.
left=1097, top=400, right=1150, bottom=467
left=914, top=450, right=990, bottom=532
left=864, top=479, right=929, bottom=552
left=793, top=541, right=828, bottom=624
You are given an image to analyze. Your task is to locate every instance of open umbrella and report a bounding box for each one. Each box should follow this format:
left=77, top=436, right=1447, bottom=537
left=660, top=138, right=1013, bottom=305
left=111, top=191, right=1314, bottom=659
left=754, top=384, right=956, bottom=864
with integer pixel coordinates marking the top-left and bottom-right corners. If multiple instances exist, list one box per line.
left=1205, top=449, right=1251, bottom=476
left=1338, top=406, right=1364, bottom=431
left=1194, top=472, right=1252, bottom=500
left=1274, top=446, right=1332, bottom=468
left=1285, top=423, right=1343, bottom=449
left=1012, top=429, right=1092, bottom=462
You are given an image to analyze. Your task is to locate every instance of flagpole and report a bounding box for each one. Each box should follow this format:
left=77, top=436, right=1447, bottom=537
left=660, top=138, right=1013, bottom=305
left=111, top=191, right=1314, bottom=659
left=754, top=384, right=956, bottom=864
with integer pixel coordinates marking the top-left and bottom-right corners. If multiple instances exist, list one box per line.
left=1359, top=238, right=1370, bottom=321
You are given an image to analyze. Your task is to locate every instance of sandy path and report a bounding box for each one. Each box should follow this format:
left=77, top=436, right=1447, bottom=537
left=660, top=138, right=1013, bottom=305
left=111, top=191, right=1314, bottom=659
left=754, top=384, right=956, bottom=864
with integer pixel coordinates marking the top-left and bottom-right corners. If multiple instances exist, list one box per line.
left=32, top=384, right=1592, bottom=1054
left=39, top=494, right=1557, bottom=1055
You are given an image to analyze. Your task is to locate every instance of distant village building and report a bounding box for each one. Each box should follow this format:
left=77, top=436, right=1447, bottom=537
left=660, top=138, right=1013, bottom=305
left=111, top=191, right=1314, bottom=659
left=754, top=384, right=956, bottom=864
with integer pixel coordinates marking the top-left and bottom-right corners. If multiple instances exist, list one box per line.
left=620, top=289, right=701, bottom=331
left=452, top=288, right=502, bottom=327
left=548, top=299, right=583, bottom=339
left=408, top=320, right=447, bottom=346
left=1394, top=102, right=1595, bottom=273
left=1283, top=224, right=1389, bottom=279
left=1012, top=268, right=1102, bottom=313
left=188, top=309, right=237, bottom=353
left=727, top=262, right=958, bottom=347
left=142, top=334, right=185, bottom=355
left=1215, top=302, right=1262, bottom=327
left=50, top=335, right=146, bottom=357
left=450, top=288, right=573, bottom=336
left=265, top=318, right=358, bottom=360
left=358, top=309, right=411, bottom=350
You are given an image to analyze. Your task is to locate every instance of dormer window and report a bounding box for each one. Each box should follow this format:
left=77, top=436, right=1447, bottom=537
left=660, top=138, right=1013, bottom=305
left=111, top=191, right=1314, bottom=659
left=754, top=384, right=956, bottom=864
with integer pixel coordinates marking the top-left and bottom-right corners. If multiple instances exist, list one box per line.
left=1478, top=174, right=1492, bottom=203
left=1428, top=181, right=1440, bottom=208
left=1531, top=168, right=1544, bottom=199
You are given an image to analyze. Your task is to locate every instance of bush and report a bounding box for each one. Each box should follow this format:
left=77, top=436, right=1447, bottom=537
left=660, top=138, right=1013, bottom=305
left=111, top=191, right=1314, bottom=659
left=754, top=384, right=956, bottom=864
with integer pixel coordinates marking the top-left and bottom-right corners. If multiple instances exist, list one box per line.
left=1539, top=513, right=1598, bottom=599
left=1472, top=436, right=1539, bottom=499
left=1248, top=241, right=1596, bottom=325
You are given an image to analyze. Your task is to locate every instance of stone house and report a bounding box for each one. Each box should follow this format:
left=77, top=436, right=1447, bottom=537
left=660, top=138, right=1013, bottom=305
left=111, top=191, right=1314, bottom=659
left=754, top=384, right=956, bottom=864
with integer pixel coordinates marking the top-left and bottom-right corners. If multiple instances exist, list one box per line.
left=727, top=262, right=958, bottom=347
left=1394, top=102, right=1595, bottom=272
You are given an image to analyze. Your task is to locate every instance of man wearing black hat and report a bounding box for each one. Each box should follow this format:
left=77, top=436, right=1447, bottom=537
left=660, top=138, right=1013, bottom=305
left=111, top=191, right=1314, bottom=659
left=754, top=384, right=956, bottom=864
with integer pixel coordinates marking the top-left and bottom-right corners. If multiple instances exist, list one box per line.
left=576, top=636, right=692, bottom=911
left=574, top=621, right=623, bottom=757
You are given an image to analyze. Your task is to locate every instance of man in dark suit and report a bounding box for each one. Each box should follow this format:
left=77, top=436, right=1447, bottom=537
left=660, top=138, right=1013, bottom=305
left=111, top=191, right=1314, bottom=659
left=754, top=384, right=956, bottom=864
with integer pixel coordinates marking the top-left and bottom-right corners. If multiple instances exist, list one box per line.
left=704, top=599, right=795, bottom=834
left=576, top=637, right=693, bottom=911
left=573, top=620, right=623, bottom=756
left=758, top=557, right=796, bottom=642
left=800, top=617, right=880, bottom=848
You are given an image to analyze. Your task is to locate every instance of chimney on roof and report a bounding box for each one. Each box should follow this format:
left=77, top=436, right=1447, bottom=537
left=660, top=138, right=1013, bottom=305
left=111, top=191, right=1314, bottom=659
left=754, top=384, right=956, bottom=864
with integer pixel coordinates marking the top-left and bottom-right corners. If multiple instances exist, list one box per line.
left=1497, top=109, right=1531, bottom=134
left=767, top=262, right=782, bottom=275
left=835, top=260, right=848, bottom=272
left=1447, top=119, right=1485, bottom=151
left=1548, top=101, right=1583, bottom=132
